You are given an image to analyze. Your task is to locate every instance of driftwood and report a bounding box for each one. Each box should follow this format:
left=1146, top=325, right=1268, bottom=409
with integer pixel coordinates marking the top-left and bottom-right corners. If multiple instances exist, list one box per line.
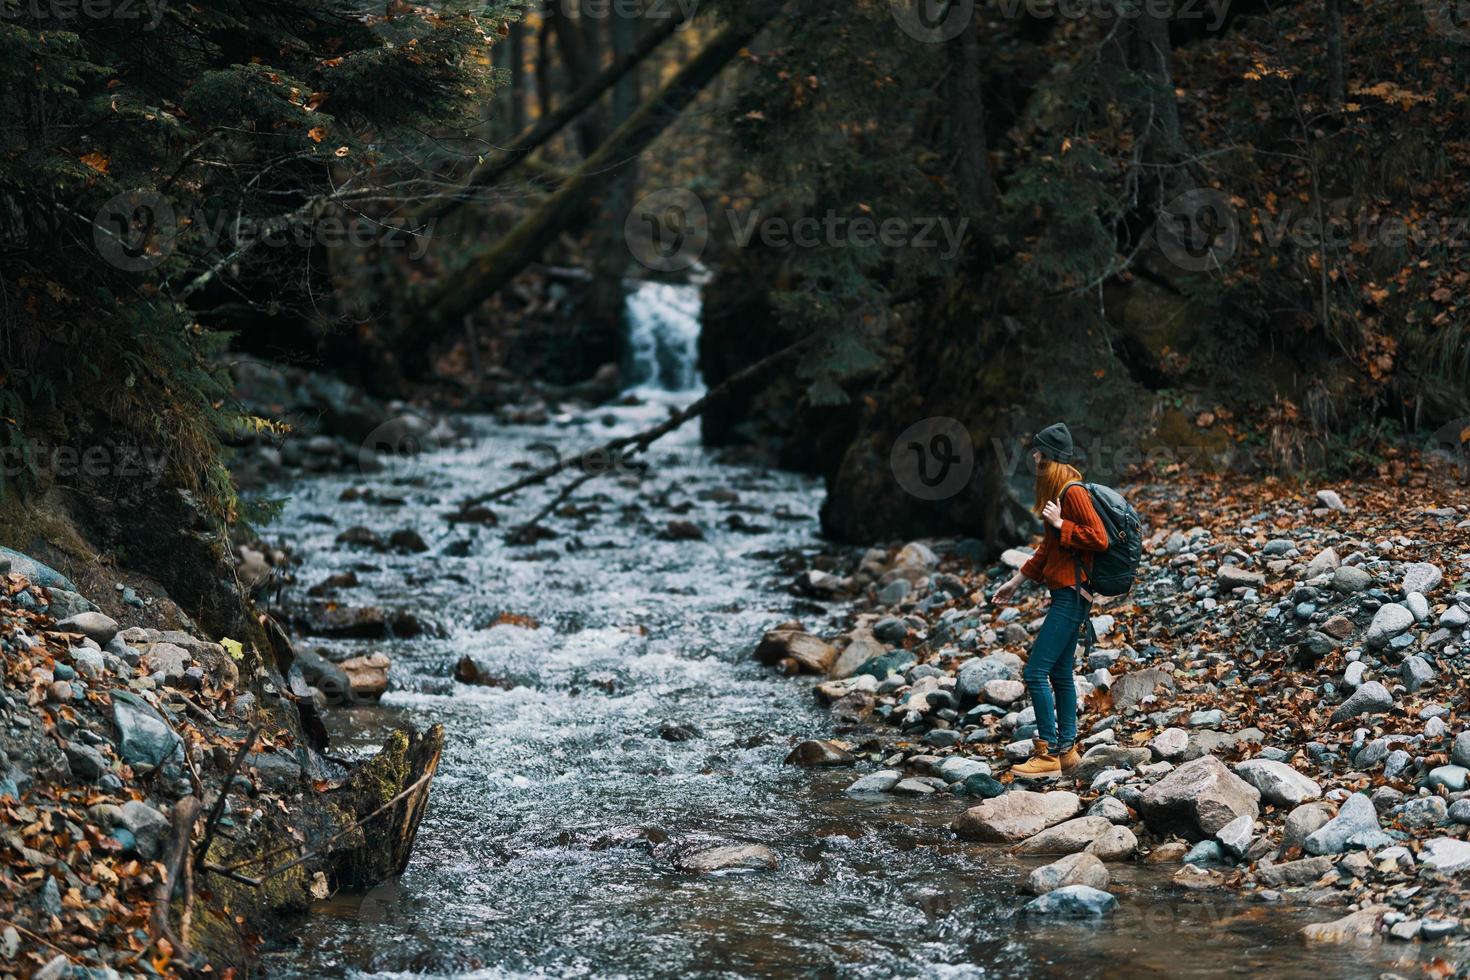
left=463, top=333, right=817, bottom=510
left=152, top=797, right=201, bottom=959
left=195, top=724, right=261, bottom=865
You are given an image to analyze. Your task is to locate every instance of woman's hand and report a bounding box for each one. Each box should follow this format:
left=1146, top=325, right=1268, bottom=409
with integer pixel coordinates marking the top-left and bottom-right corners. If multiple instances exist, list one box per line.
left=1041, top=499, right=1064, bottom=529
left=992, top=572, right=1024, bottom=604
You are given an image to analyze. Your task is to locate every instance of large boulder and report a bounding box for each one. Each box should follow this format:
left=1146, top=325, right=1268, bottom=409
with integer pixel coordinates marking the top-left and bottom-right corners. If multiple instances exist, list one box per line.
left=1024, top=852, right=1110, bottom=895
left=1139, top=755, right=1260, bottom=840
left=1303, top=794, right=1390, bottom=855
left=1014, top=816, right=1114, bottom=855
left=1110, top=668, right=1175, bottom=712
left=954, top=790, right=1081, bottom=843
left=1233, top=759, right=1322, bottom=808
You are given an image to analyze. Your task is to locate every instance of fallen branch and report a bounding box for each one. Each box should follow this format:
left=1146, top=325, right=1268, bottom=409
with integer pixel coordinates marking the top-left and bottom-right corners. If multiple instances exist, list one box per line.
left=464, top=333, right=817, bottom=508
left=151, top=797, right=201, bottom=960
left=505, top=467, right=603, bottom=545
left=195, top=724, right=261, bottom=864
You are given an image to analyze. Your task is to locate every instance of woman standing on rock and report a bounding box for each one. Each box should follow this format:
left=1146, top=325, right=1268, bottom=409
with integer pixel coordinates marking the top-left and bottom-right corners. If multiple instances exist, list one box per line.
left=990, top=422, right=1109, bottom=779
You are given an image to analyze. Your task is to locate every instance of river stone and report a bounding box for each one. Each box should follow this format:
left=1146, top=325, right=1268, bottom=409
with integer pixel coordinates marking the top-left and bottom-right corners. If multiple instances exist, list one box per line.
left=1110, top=668, right=1175, bottom=712
left=1021, top=884, right=1117, bottom=917
left=1084, top=825, right=1138, bottom=862
left=63, top=743, right=107, bottom=782
left=141, top=642, right=191, bottom=682
left=1149, top=727, right=1189, bottom=761
left=1217, top=565, right=1265, bottom=589
left=1305, top=547, right=1340, bottom=579
left=829, top=633, right=885, bottom=680
left=892, top=541, right=938, bottom=569
left=0, top=546, right=78, bottom=590
left=1256, top=855, right=1334, bottom=887
left=1453, top=732, right=1470, bottom=769
left=118, top=800, right=169, bottom=860
left=1402, top=562, right=1442, bottom=595
left=1420, top=837, right=1470, bottom=874
left=1304, top=794, right=1390, bottom=855
left=56, top=611, right=119, bottom=646
left=1301, top=906, right=1390, bottom=943
left=785, top=740, right=855, bottom=768
left=1400, top=796, right=1447, bottom=829
left=957, top=773, right=1007, bottom=799
left=872, top=617, right=909, bottom=643
left=1183, top=840, right=1227, bottom=866
left=1329, top=681, right=1394, bottom=723
left=982, top=679, right=1026, bottom=707
left=1074, top=745, right=1151, bottom=783
left=1216, top=813, right=1254, bottom=857
left=110, top=690, right=182, bottom=770
left=1425, top=765, right=1469, bottom=792
left=71, top=647, right=106, bottom=682
left=677, top=844, right=778, bottom=873
left=1183, top=727, right=1267, bottom=761
left=1332, top=566, right=1372, bottom=593
left=954, top=790, right=1081, bottom=843
left=1014, top=816, right=1114, bottom=855
left=845, top=770, right=901, bottom=794
left=856, top=649, right=916, bottom=681
left=1402, top=656, right=1434, bottom=692
left=877, top=580, right=911, bottom=606
left=1366, top=604, right=1414, bottom=649
left=1139, top=755, right=1260, bottom=840
left=339, top=653, right=391, bottom=702
left=957, top=653, right=1022, bottom=697
left=935, top=757, right=991, bottom=782
left=1442, top=605, right=1469, bottom=629
left=754, top=629, right=836, bottom=674
left=1088, top=796, right=1132, bottom=824
left=1024, top=852, right=1109, bottom=895
left=1234, top=759, right=1322, bottom=807
left=1405, top=592, right=1430, bottom=622
left=1316, top=488, right=1346, bottom=510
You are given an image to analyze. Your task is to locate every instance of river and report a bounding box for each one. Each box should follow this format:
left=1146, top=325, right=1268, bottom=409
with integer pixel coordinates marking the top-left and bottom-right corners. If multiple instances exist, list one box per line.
left=259, top=285, right=1418, bottom=978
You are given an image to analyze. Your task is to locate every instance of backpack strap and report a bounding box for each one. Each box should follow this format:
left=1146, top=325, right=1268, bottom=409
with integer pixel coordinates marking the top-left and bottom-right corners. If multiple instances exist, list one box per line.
left=1058, top=482, right=1096, bottom=599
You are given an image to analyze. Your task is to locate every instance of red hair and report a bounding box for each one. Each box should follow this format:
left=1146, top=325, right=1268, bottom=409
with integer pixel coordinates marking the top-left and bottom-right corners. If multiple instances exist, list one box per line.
left=1033, top=458, right=1084, bottom=516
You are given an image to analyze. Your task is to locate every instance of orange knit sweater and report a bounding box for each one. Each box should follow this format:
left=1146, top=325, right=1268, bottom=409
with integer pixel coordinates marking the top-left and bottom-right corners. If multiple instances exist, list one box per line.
left=1020, top=484, right=1110, bottom=590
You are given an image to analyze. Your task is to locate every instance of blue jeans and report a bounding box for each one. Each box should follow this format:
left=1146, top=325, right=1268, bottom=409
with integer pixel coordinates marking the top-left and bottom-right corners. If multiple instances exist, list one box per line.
left=1023, top=588, right=1092, bottom=751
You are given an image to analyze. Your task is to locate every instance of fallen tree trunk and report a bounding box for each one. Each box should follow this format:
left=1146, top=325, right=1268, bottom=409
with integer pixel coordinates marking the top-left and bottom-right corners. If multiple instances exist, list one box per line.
left=408, top=5, right=780, bottom=373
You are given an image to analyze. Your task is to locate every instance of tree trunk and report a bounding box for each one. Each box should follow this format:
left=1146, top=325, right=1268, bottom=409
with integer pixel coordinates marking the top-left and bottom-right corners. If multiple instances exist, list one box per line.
left=535, top=14, right=554, bottom=121
left=408, top=7, right=778, bottom=370
left=547, top=1, right=604, bottom=154
left=948, top=20, right=996, bottom=222
left=1133, top=7, right=1186, bottom=171
left=508, top=22, right=527, bottom=134
left=420, top=10, right=688, bottom=225
left=1326, top=0, right=1345, bottom=109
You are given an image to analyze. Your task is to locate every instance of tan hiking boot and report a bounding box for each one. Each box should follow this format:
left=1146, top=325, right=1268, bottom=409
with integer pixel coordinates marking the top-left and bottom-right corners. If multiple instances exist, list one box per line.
left=1058, top=745, right=1082, bottom=773
left=1011, top=739, right=1061, bottom=779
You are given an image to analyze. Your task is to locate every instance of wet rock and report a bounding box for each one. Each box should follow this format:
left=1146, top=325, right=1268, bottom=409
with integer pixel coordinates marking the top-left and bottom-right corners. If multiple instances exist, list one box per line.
left=954, top=790, right=1081, bottom=843
left=855, top=649, right=915, bottom=681
left=1173, top=863, right=1226, bottom=889
left=63, top=742, right=107, bottom=782
left=1183, top=839, right=1227, bottom=866
left=336, top=525, right=386, bottom=550
left=1021, top=884, right=1117, bottom=917
left=1256, top=855, right=1334, bottom=887
left=295, top=647, right=351, bottom=701
left=1024, top=852, right=1109, bottom=895
left=55, top=611, right=119, bottom=646
left=658, top=721, right=704, bottom=742
left=1144, top=841, right=1189, bottom=863
left=1084, top=825, right=1138, bottom=862
left=935, top=757, right=991, bottom=782
left=1233, top=759, right=1322, bottom=808
left=1366, top=604, right=1414, bottom=649
left=785, top=740, right=855, bottom=767
left=676, top=844, right=777, bottom=873
left=1301, top=906, right=1389, bottom=943
left=1110, top=668, right=1175, bottom=712
left=339, top=653, right=391, bottom=702
left=1139, top=755, right=1260, bottom=840
left=662, top=520, right=704, bottom=541
left=1329, top=681, right=1393, bottom=723
left=388, top=529, right=429, bottom=553
left=110, top=690, right=182, bottom=770
left=1014, top=816, right=1114, bottom=856
left=1304, top=794, right=1390, bottom=855
left=845, top=770, right=901, bottom=794
left=754, top=629, right=836, bottom=675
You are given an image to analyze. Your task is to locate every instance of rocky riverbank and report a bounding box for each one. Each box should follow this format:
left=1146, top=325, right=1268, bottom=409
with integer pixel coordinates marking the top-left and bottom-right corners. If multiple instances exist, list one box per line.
left=760, top=460, right=1470, bottom=954
left=0, top=547, right=441, bottom=976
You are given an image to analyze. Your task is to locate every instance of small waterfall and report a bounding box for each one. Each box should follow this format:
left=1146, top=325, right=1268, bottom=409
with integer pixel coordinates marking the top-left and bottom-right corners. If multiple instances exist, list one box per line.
left=622, top=280, right=703, bottom=393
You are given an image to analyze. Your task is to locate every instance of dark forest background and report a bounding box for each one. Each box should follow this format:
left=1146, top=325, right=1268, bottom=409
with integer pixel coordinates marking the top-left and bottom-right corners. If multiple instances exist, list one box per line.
left=2, top=0, right=1468, bottom=578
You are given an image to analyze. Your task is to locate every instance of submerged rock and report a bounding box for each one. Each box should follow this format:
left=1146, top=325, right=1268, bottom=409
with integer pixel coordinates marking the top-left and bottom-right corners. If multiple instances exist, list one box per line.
left=676, top=844, right=778, bottom=873
left=1021, top=884, right=1117, bottom=917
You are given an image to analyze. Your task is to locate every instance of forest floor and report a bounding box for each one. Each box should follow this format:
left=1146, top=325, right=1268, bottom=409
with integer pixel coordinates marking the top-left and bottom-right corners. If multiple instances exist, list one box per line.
left=763, top=454, right=1470, bottom=956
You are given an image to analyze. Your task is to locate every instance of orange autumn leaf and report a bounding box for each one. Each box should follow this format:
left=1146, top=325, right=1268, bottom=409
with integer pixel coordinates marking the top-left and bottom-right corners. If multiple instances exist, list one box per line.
left=308, top=126, right=327, bottom=143
left=80, top=151, right=109, bottom=174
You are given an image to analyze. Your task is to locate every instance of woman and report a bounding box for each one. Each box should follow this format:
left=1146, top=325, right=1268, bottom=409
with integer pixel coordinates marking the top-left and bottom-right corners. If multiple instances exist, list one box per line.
left=990, top=422, right=1109, bottom=779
